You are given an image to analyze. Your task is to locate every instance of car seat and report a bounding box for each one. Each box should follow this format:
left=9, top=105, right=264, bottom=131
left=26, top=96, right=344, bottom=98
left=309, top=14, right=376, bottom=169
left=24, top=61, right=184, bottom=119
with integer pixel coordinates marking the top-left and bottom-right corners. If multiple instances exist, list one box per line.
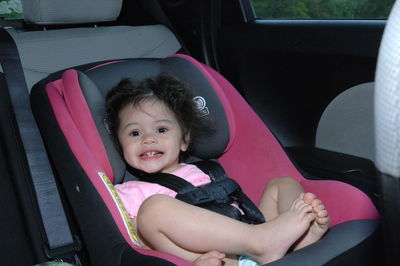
left=31, top=53, right=380, bottom=265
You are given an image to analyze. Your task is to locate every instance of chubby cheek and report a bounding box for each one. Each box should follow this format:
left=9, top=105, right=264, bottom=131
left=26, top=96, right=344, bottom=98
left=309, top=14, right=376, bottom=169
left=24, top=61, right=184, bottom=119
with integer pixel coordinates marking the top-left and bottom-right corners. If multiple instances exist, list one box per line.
left=121, top=144, right=139, bottom=168
left=123, top=151, right=135, bottom=167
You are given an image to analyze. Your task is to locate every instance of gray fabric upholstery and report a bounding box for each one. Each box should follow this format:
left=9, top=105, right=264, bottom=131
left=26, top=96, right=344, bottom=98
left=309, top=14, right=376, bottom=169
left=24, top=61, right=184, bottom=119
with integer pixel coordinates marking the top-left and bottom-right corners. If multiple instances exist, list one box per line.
left=78, top=58, right=230, bottom=183
left=316, top=82, right=375, bottom=161
left=160, top=56, right=230, bottom=158
left=21, top=0, right=122, bottom=25
left=70, top=57, right=230, bottom=183
left=78, top=72, right=127, bottom=183
left=375, top=0, right=400, bottom=177
left=5, top=25, right=181, bottom=91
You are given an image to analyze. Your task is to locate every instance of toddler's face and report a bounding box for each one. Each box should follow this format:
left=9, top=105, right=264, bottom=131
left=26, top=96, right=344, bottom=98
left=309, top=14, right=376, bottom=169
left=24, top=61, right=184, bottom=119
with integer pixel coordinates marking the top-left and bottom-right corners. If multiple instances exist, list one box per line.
left=117, top=99, right=188, bottom=174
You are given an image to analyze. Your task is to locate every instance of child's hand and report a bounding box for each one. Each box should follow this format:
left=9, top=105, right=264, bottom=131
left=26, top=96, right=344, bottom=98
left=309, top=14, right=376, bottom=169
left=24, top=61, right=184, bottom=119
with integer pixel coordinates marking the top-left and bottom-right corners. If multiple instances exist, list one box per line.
left=193, top=250, right=226, bottom=266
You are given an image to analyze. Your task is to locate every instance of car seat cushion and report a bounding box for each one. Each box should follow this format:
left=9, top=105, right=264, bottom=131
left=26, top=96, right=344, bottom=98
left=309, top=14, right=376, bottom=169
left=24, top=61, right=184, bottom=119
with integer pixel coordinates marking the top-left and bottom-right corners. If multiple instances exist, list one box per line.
left=86, top=57, right=231, bottom=158
left=47, top=70, right=116, bottom=180
left=46, top=56, right=231, bottom=185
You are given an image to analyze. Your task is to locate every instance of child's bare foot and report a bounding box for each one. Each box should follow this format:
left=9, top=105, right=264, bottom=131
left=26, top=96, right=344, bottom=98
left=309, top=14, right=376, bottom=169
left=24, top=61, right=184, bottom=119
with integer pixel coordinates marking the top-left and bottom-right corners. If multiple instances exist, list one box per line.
left=292, top=193, right=330, bottom=250
left=250, top=196, right=315, bottom=264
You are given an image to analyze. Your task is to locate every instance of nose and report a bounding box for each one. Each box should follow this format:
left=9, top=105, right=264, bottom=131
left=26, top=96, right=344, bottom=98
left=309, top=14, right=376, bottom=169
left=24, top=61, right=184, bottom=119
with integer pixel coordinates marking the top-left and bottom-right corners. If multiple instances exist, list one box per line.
left=142, top=133, right=157, bottom=144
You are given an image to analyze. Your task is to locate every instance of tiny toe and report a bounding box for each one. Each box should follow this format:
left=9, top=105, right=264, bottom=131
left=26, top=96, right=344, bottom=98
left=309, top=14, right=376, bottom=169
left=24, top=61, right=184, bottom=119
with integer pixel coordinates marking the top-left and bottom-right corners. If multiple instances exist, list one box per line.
left=292, top=198, right=305, bottom=208
left=317, top=216, right=330, bottom=225
left=303, top=192, right=316, bottom=204
left=305, top=212, right=316, bottom=222
left=300, top=203, right=313, bottom=213
left=313, top=204, right=325, bottom=212
left=317, top=210, right=328, bottom=218
left=291, top=198, right=299, bottom=208
left=311, top=199, right=322, bottom=208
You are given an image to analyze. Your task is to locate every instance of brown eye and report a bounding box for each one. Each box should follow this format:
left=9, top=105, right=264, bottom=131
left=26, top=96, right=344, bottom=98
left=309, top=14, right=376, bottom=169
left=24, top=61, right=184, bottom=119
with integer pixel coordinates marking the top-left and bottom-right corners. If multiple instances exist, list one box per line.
left=158, top=127, right=168, bottom=133
left=129, top=130, right=141, bottom=137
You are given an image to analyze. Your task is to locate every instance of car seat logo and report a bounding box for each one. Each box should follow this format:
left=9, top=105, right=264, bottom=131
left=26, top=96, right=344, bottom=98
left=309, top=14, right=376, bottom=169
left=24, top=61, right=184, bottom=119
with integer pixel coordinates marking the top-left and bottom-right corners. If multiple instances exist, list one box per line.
left=193, top=96, right=209, bottom=116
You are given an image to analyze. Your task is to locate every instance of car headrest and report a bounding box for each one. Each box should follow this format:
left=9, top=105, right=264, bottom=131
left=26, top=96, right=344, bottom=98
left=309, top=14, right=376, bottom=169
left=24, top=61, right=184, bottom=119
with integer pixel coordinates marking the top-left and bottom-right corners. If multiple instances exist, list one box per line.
left=47, top=55, right=231, bottom=184
left=21, top=0, right=122, bottom=25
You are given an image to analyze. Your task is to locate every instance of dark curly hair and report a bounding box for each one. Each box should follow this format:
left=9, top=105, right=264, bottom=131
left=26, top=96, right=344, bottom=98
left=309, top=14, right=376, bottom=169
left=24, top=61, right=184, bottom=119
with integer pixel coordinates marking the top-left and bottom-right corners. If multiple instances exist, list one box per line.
left=105, top=74, right=214, bottom=156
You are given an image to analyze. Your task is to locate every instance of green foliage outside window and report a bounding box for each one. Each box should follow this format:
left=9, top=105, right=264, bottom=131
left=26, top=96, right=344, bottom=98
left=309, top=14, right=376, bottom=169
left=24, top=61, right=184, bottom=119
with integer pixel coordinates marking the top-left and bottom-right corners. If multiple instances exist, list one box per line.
left=252, top=0, right=395, bottom=19
left=0, top=0, right=22, bottom=19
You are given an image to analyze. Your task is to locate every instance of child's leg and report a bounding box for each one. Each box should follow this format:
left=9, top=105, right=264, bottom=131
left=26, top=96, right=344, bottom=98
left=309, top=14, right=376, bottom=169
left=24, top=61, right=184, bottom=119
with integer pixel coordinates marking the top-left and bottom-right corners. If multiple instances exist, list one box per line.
left=258, top=177, right=304, bottom=221
left=136, top=194, right=315, bottom=264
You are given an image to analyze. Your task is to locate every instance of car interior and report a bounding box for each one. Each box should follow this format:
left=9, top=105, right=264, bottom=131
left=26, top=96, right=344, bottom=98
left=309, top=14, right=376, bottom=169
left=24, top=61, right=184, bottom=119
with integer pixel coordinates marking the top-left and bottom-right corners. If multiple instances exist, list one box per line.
left=0, top=0, right=397, bottom=265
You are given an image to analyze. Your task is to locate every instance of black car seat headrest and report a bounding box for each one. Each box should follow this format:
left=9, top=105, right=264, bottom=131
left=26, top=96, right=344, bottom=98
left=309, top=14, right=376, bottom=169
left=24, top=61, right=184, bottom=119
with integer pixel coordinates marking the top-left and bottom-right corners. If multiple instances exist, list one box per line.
left=44, top=56, right=231, bottom=185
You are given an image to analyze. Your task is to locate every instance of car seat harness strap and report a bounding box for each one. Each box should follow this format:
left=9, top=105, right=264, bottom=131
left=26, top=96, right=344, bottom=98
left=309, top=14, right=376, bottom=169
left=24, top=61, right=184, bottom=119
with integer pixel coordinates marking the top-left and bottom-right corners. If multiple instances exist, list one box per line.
left=139, top=160, right=266, bottom=224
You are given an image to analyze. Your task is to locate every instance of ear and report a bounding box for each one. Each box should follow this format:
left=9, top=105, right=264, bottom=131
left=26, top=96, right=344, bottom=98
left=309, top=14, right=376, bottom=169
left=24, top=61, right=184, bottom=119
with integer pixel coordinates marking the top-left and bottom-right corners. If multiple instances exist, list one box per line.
left=181, top=131, right=190, bottom=152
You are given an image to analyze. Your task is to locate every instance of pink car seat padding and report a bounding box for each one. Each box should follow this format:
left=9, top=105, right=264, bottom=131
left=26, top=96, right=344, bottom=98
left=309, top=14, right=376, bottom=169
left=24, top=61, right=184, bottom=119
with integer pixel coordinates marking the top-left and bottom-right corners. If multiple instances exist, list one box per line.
left=85, top=60, right=127, bottom=72
left=300, top=179, right=378, bottom=226
left=61, top=69, right=114, bottom=181
left=172, top=54, right=236, bottom=153
left=46, top=73, right=191, bottom=265
left=201, top=64, right=379, bottom=227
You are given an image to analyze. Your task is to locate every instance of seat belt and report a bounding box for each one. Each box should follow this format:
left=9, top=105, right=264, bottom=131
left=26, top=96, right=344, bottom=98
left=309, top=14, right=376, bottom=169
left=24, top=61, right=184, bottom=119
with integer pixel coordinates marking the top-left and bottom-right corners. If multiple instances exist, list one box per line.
left=0, top=27, right=81, bottom=263
left=139, top=161, right=266, bottom=224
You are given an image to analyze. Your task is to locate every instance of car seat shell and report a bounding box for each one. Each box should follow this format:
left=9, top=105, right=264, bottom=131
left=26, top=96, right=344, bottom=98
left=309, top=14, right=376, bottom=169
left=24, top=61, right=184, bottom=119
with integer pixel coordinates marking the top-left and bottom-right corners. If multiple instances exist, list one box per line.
left=31, top=54, right=379, bottom=265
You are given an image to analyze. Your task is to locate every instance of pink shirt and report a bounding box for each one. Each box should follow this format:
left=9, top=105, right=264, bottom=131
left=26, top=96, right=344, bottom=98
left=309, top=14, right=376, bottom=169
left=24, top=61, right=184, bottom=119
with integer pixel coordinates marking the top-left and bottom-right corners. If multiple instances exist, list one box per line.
left=115, top=164, right=211, bottom=218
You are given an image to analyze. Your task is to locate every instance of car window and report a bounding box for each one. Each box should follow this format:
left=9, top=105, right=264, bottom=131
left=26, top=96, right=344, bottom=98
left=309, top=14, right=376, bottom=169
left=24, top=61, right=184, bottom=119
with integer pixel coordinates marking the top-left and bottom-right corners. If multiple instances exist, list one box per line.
left=251, top=0, right=395, bottom=19
left=0, top=0, right=22, bottom=19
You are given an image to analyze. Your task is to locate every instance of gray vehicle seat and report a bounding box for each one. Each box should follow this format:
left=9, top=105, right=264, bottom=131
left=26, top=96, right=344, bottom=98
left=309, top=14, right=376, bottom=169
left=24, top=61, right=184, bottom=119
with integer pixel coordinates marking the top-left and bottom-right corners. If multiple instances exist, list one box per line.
left=4, top=0, right=181, bottom=91
left=316, top=82, right=375, bottom=162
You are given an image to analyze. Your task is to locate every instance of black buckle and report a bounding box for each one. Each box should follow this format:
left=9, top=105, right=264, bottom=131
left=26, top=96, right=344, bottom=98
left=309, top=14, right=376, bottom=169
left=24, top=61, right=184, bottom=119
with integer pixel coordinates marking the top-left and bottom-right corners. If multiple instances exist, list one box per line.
left=207, top=183, right=230, bottom=203
left=43, top=235, right=82, bottom=262
left=178, top=179, right=239, bottom=205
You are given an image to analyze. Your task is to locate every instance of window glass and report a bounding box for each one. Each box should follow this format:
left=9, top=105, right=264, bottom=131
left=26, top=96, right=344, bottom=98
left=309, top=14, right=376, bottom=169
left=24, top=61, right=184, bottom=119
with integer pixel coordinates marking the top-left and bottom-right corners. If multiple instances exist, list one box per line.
left=0, top=0, right=22, bottom=19
left=251, top=0, right=395, bottom=19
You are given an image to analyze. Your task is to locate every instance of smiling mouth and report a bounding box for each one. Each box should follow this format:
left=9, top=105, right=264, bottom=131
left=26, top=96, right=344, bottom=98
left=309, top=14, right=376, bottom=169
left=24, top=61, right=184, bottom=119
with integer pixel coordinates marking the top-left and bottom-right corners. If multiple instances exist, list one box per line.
left=140, top=151, right=163, bottom=158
